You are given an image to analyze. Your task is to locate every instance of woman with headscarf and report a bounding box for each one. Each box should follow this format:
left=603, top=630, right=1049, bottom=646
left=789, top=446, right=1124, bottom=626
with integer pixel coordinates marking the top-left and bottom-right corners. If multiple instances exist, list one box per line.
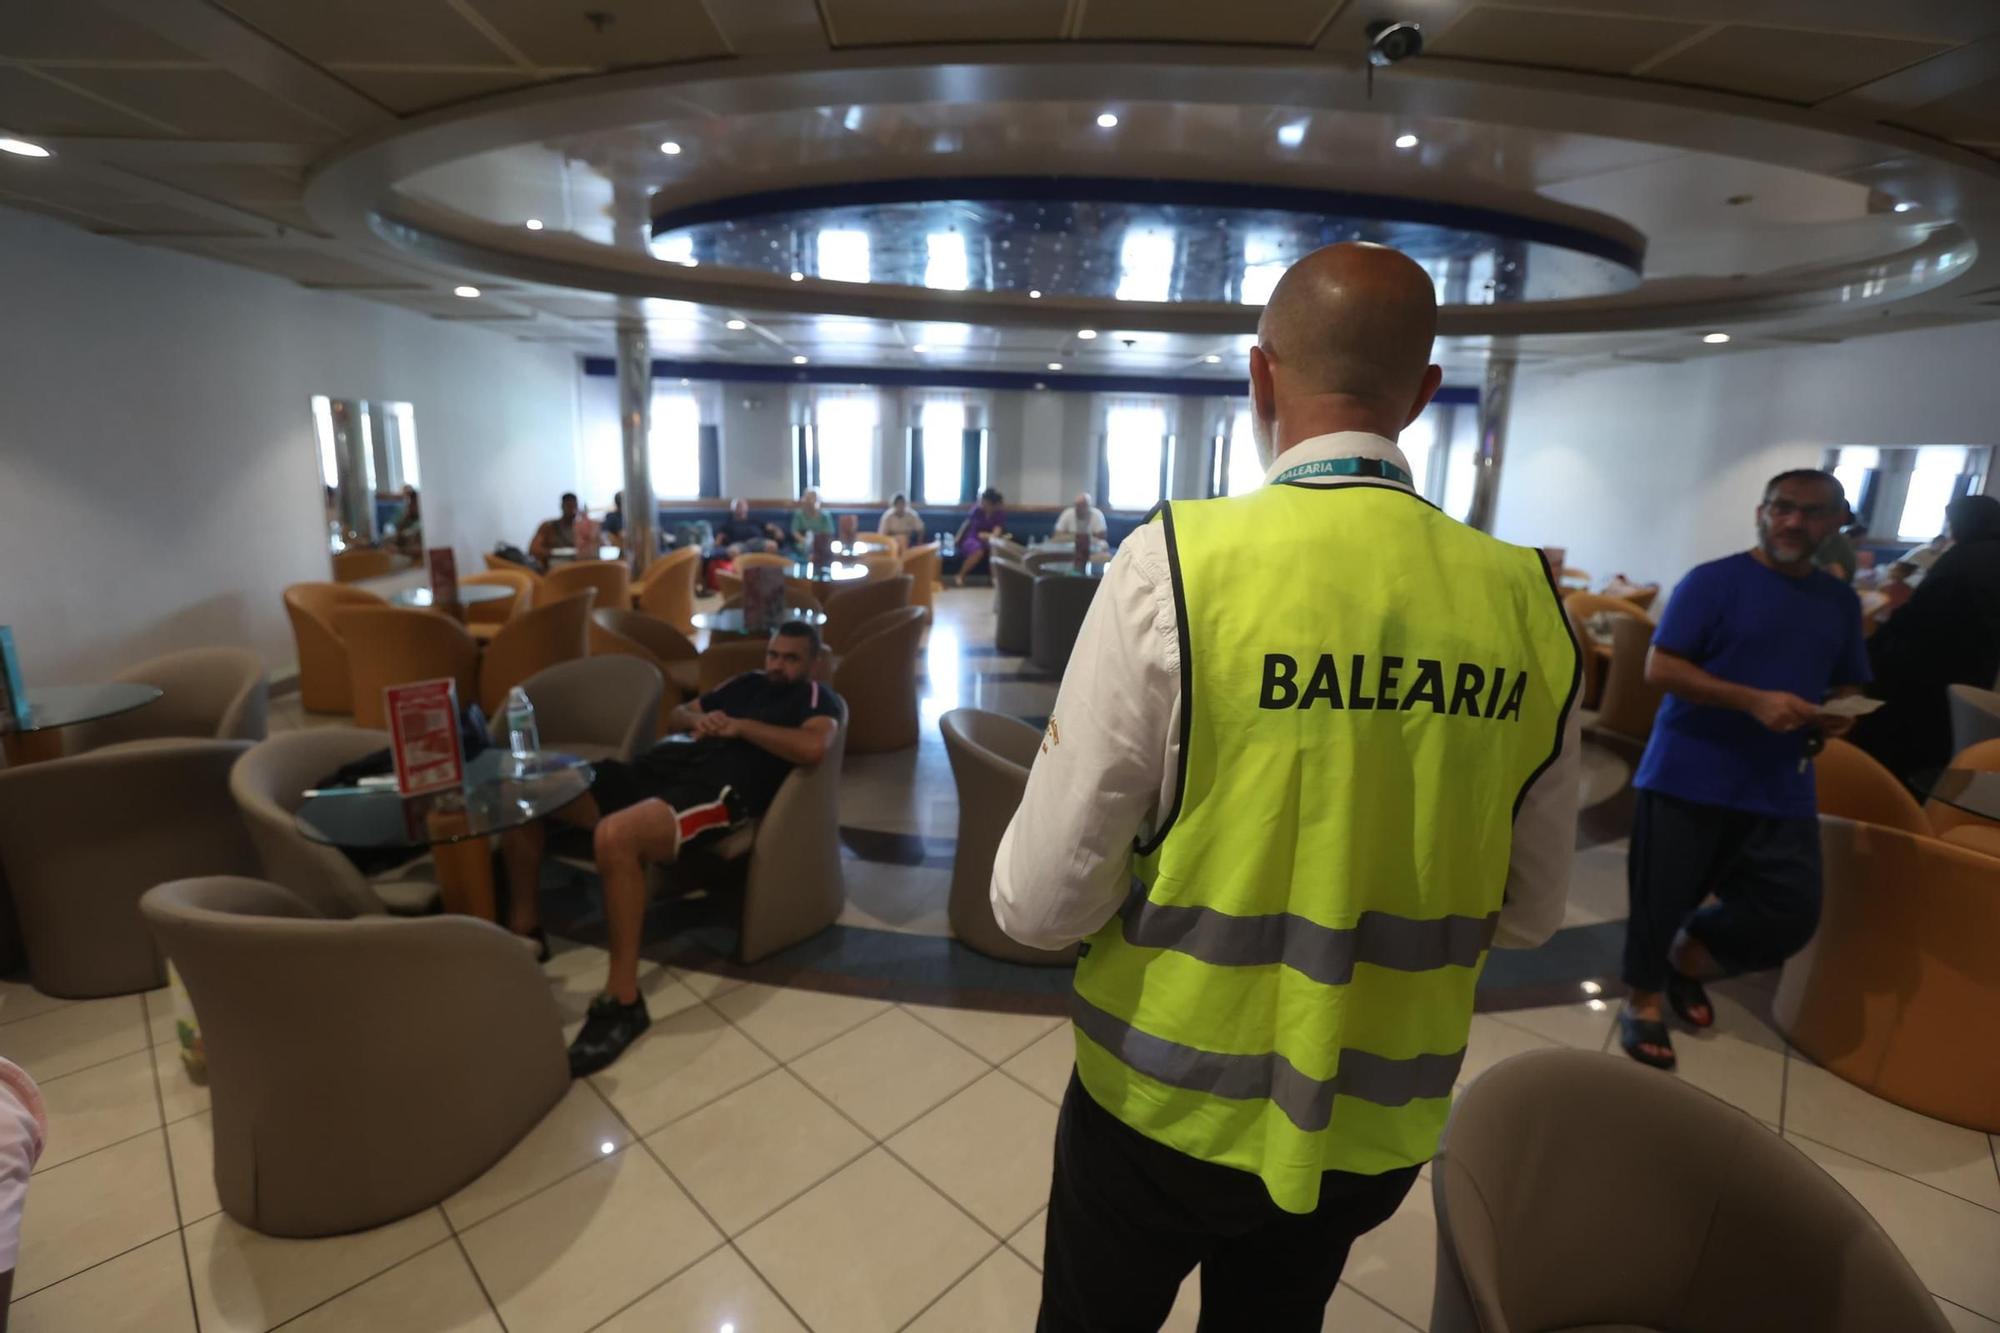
left=1851, top=493, right=2000, bottom=780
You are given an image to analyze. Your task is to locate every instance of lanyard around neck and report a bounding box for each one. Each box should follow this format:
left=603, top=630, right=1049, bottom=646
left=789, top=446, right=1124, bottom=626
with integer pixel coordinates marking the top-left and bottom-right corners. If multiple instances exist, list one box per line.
left=1269, top=456, right=1412, bottom=488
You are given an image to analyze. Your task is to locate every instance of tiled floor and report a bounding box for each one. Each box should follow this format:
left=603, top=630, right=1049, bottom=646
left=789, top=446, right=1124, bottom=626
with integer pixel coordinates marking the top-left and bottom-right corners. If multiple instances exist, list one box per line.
left=15, top=585, right=2000, bottom=1330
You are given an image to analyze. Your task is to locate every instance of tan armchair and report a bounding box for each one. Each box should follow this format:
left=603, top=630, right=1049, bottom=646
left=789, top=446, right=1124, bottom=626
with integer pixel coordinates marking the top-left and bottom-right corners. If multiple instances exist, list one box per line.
left=656, top=699, right=847, bottom=962
left=822, top=574, right=912, bottom=652
left=1947, top=683, right=2000, bottom=756
left=592, top=608, right=701, bottom=704
left=542, top=559, right=629, bottom=612
left=283, top=583, right=384, bottom=714
left=333, top=606, right=480, bottom=729
left=940, top=710, right=1075, bottom=965
left=479, top=591, right=594, bottom=717
left=517, top=656, right=662, bottom=763
left=1814, top=738, right=1931, bottom=835
left=634, top=546, right=701, bottom=632
left=140, top=876, right=568, bottom=1237
left=992, top=557, right=1033, bottom=655
left=331, top=548, right=398, bottom=583
left=230, top=728, right=433, bottom=916
left=1925, top=736, right=2000, bottom=842
left=1775, top=817, right=2000, bottom=1132
left=1432, top=1048, right=1949, bottom=1332
left=902, top=542, right=942, bottom=620
left=832, top=606, right=927, bottom=753
left=1592, top=615, right=1665, bottom=743
left=483, top=552, right=544, bottom=586
left=859, top=551, right=904, bottom=583
left=62, top=646, right=267, bottom=754
left=0, top=740, right=258, bottom=996
left=698, top=637, right=769, bottom=694
left=462, top=569, right=535, bottom=643
left=1563, top=591, right=1653, bottom=710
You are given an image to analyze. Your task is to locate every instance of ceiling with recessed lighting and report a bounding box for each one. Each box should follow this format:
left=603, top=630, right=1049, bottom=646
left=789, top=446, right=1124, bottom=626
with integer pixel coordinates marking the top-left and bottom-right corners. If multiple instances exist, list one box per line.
left=3, top=0, right=1999, bottom=380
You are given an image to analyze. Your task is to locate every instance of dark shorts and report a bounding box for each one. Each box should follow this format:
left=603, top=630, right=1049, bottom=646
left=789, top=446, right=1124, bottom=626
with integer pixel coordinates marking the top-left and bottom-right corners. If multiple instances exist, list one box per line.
left=588, top=760, right=724, bottom=820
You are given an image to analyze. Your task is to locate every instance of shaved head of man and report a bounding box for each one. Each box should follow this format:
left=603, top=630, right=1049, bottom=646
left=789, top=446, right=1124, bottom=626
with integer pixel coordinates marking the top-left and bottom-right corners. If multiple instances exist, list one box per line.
left=1247, top=242, right=1444, bottom=469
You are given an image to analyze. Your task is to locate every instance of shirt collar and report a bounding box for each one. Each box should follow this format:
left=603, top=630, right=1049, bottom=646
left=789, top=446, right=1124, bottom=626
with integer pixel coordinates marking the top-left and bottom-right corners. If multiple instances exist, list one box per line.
left=1260, top=431, right=1414, bottom=490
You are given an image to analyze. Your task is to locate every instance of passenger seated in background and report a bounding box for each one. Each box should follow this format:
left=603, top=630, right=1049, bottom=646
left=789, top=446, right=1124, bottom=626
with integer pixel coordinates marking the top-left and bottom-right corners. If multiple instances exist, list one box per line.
left=954, top=487, right=1008, bottom=585
left=1812, top=503, right=1857, bottom=583
left=499, top=622, right=843, bottom=1075
left=602, top=491, right=624, bottom=547
left=879, top=493, right=927, bottom=549
left=1051, top=492, right=1109, bottom=548
left=527, top=492, right=579, bottom=570
left=790, top=488, right=835, bottom=554
left=386, top=485, right=422, bottom=556
left=713, top=497, right=777, bottom=554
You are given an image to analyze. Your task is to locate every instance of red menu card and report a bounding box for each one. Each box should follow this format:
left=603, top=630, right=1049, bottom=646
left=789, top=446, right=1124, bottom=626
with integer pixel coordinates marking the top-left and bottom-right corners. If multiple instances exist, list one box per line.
left=386, top=678, right=464, bottom=796
left=427, top=548, right=459, bottom=607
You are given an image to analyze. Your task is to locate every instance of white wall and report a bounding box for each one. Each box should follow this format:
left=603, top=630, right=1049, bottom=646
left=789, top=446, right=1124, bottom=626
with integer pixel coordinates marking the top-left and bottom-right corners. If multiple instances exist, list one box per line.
left=1494, top=320, right=2000, bottom=591
left=0, top=206, right=580, bottom=684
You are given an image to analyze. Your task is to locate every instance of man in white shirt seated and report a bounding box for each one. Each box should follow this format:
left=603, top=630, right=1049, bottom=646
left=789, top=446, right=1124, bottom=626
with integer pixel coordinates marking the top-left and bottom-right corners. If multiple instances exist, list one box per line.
left=1051, top=492, right=1109, bottom=548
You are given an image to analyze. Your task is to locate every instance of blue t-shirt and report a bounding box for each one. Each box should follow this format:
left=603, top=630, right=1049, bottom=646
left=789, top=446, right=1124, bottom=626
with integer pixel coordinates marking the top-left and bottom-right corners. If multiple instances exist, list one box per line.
left=1633, top=552, right=1870, bottom=820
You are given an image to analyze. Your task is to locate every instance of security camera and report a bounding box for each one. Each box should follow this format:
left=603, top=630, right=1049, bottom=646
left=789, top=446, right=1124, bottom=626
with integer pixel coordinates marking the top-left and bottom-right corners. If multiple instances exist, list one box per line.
left=1366, top=20, right=1424, bottom=67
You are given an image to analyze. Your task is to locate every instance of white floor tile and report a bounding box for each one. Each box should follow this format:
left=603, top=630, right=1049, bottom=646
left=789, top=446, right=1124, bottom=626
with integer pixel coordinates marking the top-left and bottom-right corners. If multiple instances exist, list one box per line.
left=1940, top=1297, right=2000, bottom=1332
left=1456, top=1014, right=1558, bottom=1090
left=1791, top=1136, right=2000, bottom=1320
left=1561, top=842, right=1631, bottom=927
left=594, top=1245, right=806, bottom=1333
left=0, top=978, right=72, bottom=1029
left=901, top=1002, right=1065, bottom=1064
left=647, top=1068, right=871, bottom=1237
left=442, top=1082, right=632, bottom=1230
left=1784, top=1055, right=2000, bottom=1212
left=280, top=1240, right=502, bottom=1333
left=166, top=1110, right=219, bottom=1223
left=790, top=1008, right=987, bottom=1137
left=34, top=1049, right=161, bottom=1171
left=7, top=1232, right=194, bottom=1333
left=140, top=988, right=179, bottom=1047
left=0, top=995, right=148, bottom=1083
left=590, top=1003, right=776, bottom=1136
left=1161, top=1270, right=1201, bottom=1333
left=666, top=965, right=745, bottom=1001
left=1341, top=1175, right=1436, bottom=1329
left=459, top=1148, right=720, bottom=1333
left=151, top=1040, right=209, bottom=1124
left=999, top=1025, right=1075, bottom=1104
left=1668, top=990, right=1787, bottom=1124
left=890, top=1070, right=1059, bottom=1236
left=1009, top=1209, right=1047, bottom=1272
left=16, top=1129, right=177, bottom=1297
left=182, top=1205, right=448, bottom=1333
left=1325, top=1283, right=1420, bottom=1331
left=737, top=1149, right=992, bottom=1333
left=906, top=1245, right=1041, bottom=1333
left=543, top=946, right=700, bottom=1031
left=1484, top=1001, right=1616, bottom=1053
left=711, top=983, right=889, bottom=1062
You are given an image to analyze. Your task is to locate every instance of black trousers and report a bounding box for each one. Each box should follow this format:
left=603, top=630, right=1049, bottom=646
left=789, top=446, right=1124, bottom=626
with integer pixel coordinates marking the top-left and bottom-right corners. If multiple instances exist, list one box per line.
left=1622, top=789, right=1822, bottom=992
left=1037, top=1072, right=1419, bottom=1333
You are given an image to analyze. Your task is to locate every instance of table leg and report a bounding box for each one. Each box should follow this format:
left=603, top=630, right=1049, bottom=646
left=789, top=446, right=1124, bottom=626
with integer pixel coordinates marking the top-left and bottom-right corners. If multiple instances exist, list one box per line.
left=1, top=731, right=63, bottom=766
left=432, top=837, right=498, bottom=920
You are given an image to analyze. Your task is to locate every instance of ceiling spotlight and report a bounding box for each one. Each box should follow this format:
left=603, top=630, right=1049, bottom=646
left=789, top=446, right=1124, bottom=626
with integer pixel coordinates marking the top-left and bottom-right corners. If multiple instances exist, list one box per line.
left=911, top=342, right=928, bottom=353
left=1203, top=353, right=1222, bottom=364
left=1047, top=361, right=1064, bottom=371
left=659, top=140, right=682, bottom=155
left=1893, top=200, right=1917, bottom=213
left=1076, top=328, right=1098, bottom=340
left=453, top=285, right=480, bottom=298
left=1394, top=133, right=1420, bottom=149
left=725, top=318, right=747, bottom=330
left=789, top=270, right=804, bottom=282
left=792, top=354, right=809, bottom=365
left=1702, top=332, right=1731, bottom=344
left=1096, top=112, right=1119, bottom=129
left=0, top=137, right=51, bottom=159
left=1277, top=121, right=1307, bottom=148
left=1028, top=289, right=1043, bottom=299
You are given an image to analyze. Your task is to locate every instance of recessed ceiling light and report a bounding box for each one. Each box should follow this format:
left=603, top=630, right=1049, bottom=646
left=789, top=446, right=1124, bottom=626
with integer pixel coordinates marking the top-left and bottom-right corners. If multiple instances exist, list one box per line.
left=1096, top=112, right=1119, bottom=129
left=1394, top=133, right=1420, bottom=149
left=725, top=318, right=747, bottom=330
left=789, top=270, right=804, bottom=281
left=1203, top=353, right=1222, bottom=363
left=1702, top=331, right=1731, bottom=344
left=1028, top=289, right=1043, bottom=299
left=0, top=137, right=51, bottom=159
left=1076, top=328, right=1098, bottom=340
left=1277, top=121, right=1306, bottom=148
left=911, top=343, right=928, bottom=353
left=523, top=218, right=544, bottom=231
left=1047, top=361, right=1064, bottom=371
left=1893, top=200, right=1917, bottom=213
left=659, top=141, right=682, bottom=155
left=453, top=285, right=480, bottom=298
left=792, top=354, right=809, bottom=365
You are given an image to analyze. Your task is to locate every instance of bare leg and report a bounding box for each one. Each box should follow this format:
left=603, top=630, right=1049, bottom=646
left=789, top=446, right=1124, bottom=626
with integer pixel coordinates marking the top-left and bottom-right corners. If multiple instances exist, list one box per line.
left=590, top=799, right=684, bottom=1003
left=499, top=794, right=600, bottom=937
left=956, top=546, right=987, bottom=586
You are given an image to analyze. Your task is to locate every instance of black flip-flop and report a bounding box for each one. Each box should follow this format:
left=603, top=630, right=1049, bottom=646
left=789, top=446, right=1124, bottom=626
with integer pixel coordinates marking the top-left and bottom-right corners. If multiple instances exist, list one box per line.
left=1618, top=1010, right=1676, bottom=1070
left=1666, top=973, right=1714, bottom=1030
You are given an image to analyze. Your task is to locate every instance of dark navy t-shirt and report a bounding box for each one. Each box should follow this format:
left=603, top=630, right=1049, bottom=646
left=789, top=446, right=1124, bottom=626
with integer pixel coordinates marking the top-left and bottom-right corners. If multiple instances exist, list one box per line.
left=1633, top=552, right=1870, bottom=820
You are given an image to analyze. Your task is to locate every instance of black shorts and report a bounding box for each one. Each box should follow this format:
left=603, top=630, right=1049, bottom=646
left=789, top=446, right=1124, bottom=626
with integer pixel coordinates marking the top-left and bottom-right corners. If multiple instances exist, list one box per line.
left=589, top=760, right=724, bottom=819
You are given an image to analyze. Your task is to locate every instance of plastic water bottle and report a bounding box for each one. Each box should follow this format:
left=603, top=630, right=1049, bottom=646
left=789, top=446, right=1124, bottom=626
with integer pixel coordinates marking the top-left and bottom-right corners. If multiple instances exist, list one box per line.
left=504, top=687, right=539, bottom=776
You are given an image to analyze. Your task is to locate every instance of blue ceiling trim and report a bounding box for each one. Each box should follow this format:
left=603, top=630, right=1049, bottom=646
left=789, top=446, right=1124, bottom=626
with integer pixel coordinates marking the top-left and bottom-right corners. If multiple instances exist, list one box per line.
left=580, top=356, right=1479, bottom=405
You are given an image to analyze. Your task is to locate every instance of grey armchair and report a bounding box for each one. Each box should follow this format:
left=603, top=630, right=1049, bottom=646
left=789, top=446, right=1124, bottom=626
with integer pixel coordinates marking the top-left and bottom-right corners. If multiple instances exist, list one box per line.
left=822, top=575, right=912, bottom=652
left=1431, top=1048, right=1948, bottom=1333
left=992, top=557, right=1033, bottom=656
left=1948, top=683, right=2000, bottom=757
left=518, top=655, right=664, bottom=763
left=0, top=740, right=258, bottom=996
left=230, top=729, right=435, bottom=917
left=832, top=607, right=927, bottom=754
left=63, top=646, right=268, bottom=754
left=940, top=709, right=1076, bottom=965
left=1029, top=573, right=1099, bottom=675
left=140, top=877, right=568, bottom=1238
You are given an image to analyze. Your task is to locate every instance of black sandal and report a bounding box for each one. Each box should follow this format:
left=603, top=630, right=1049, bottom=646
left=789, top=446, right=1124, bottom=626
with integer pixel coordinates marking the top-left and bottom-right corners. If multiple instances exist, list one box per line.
left=1666, top=973, right=1714, bottom=1030
left=1618, top=1010, right=1676, bottom=1070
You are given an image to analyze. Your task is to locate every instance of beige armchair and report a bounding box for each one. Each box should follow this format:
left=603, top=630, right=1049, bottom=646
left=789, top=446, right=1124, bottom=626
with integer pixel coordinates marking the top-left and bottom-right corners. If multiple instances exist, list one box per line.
left=479, top=591, right=594, bottom=717
left=462, top=569, right=535, bottom=644
left=940, top=710, right=1075, bottom=965
left=992, top=557, right=1033, bottom=655
left=698, top=637, right=769, bottom=694
left=634, top=546, right=701, bottom=632
left=1432, top=1048, right=1947, bottom=1333
left=517, top=656, right=662, bottom=763
left=592, top=607, right=701, bottom=710
left=1562, top=591, right=1653, bottom=710
left=1947, top=683, right=2000, bottom=756
left=1592, top=615, right=1665, bottom=743
left=542, top=559, right=630, bottom=612
left=283, top=583, right=384, bottom=714
left=902, top=542, right=942, bottom=620
left=334, top=606, right=481, bottom=729
left=1029, top=573, right=1097, bottom=675
left=0, top=740, right=258, bottom=996
left=331, top=548, right=398, bottom=583
left=657, top=699, right=847, bottom=962
left=822, top=574, right=912, bottom=652
left=230, top=729, right=436, bottom=916
left=140, top=876, right=568, bottom=1238
left=832, top=606, right=927, bottom=753
left=1814, top=738, right=1931, bottom=835
left=62, top=646, right=268, bottom=754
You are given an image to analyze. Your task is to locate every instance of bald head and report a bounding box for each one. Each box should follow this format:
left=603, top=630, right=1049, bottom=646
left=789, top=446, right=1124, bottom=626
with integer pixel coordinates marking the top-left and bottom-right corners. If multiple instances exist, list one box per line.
left=1250, top=242, right=1442, bottom=451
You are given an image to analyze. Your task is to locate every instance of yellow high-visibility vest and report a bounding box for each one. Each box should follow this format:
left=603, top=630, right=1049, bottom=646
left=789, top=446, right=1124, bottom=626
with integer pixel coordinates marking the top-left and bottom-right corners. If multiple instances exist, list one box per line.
left=1071, top=473, right=1579, bottom=1213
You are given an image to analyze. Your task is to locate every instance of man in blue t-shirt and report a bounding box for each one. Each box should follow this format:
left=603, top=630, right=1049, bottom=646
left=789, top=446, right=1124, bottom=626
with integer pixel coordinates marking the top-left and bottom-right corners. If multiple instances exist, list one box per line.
left=1620, top=469, right=1870, bottom=1069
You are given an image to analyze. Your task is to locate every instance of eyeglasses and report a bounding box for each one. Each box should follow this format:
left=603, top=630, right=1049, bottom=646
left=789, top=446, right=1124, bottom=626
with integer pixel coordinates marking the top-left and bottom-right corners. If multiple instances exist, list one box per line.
left=1763, top=499, right=1841, bottom=521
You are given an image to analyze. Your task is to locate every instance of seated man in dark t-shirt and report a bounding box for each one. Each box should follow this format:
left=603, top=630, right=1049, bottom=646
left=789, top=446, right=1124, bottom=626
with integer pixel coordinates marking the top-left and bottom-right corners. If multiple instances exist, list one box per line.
left=500, top=620, right=842, bottom=1075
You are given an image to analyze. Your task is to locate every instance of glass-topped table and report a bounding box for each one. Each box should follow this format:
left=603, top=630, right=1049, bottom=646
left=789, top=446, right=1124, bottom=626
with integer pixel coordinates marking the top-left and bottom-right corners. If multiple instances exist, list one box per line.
left=692, top=607, right=829, bottom=636
left=1032, top=562, right=1106, bottom=578
left=1922, top=769, right=2000, bottom=822
left=2, top=682, right=163, bottom=765
left=550, top=546, right=622, bottom=563
left=391, top=584, right=516, bottom=610
left=789, top=561, right=870, bottom=584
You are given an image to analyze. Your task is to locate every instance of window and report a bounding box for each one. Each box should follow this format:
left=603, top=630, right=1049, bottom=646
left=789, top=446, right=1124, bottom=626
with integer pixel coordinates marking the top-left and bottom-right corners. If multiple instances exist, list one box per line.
left=1399, top=414, right=1436, bottom=497
left=918, top=398, right=968, bottom=506
left=311, top=395, right=339, bottom=488
left=1830, top=447, right=1879, bottom=521
left=1239, top=233, right=1285, bottom=306
left=816, top=228, right=870, bottom=283
left=924, top=233, right=968, bottom=291
left=1221, top=408, right=1264, bottom=496
left=1116, top=228, right=1175, bottom=302
left=649, top=391, right=703, bottom=499
left=1898, top=446, right=1970, bottom=541
left=808, top=390, right=879, bottom=501
left=1104, top=401, right=1171, bottom=510
left=1441, top=416, right=1479, bottom=523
